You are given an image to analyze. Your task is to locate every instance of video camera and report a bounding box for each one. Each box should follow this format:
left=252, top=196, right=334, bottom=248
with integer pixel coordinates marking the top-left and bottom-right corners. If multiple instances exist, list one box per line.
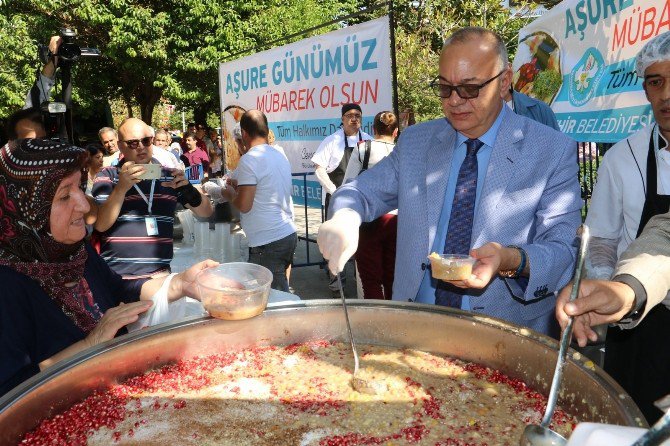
left=36, top=28, right=101, bottom=142
left=38, top=28, right=101, bottom=65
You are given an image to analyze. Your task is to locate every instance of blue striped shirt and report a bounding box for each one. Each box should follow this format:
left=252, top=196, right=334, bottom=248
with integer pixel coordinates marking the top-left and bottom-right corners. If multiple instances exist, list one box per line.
left=92, top=160, right=177, bottom=277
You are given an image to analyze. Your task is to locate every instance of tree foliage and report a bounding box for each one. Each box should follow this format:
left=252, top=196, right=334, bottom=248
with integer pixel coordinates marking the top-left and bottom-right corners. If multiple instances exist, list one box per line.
left=0, top=0, right=535, bottom=125
left=1, top=0, right=351, bottom=124
left=0, top=14, right=41, bottom=116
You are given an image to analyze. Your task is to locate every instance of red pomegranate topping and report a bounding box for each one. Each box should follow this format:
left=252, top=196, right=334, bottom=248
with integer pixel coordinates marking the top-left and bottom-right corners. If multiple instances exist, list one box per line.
left=18, top=341, right=577, bottom=445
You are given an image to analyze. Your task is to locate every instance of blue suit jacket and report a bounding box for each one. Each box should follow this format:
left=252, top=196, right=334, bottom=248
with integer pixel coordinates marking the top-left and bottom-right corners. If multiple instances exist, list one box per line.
left=512, top=91, right=560, bottom=131
left=332, top=110, right=582, bottom=334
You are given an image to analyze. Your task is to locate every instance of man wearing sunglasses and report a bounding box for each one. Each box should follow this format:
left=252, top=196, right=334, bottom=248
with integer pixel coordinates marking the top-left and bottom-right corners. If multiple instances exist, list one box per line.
left=318, top=27, right=582, bottom=336
left=92, top=118, right=212, bottom=279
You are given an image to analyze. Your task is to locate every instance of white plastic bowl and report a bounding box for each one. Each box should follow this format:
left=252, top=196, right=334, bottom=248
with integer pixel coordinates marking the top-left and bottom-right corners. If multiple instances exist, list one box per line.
left=196, top=263, right=272, bottom=320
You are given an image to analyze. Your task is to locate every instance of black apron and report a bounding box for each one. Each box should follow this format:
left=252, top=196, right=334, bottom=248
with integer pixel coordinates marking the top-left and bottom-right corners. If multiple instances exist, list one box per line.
left=324, top=130, right=362, bottom=220
left=604, top=128, right=670, bottom=424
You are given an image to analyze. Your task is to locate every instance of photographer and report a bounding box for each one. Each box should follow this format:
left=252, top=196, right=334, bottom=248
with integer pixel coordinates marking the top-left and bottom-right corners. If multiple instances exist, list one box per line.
left=7, top=28, right=101, bottom=144
left=92, top=118, right=212, bottom=279
left=24, top=36, right=62, bottom=110
left=1, top=36, right=62, bottom=143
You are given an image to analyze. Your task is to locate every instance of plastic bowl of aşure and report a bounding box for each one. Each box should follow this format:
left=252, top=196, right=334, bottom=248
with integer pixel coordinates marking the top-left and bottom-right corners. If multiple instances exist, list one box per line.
left=428, top=253, right=476, bottom=281
left=196, top=263, right=272, bottom=320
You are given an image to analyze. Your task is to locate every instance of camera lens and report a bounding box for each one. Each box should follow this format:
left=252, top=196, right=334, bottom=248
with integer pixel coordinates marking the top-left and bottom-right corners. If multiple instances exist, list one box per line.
left=58, top=42, right=81, bottom=62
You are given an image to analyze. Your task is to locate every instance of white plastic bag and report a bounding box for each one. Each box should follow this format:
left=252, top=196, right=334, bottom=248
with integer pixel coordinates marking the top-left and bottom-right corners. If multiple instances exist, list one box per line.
left=167, top=296, right=207, bottom=321
left=126, top=274, right=207, bottom=332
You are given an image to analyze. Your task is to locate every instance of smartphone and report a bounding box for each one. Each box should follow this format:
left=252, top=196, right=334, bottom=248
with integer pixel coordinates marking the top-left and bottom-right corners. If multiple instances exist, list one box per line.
left=137, top=164, right=175, bottom=181
left=138, top=164, right=161, bottom=180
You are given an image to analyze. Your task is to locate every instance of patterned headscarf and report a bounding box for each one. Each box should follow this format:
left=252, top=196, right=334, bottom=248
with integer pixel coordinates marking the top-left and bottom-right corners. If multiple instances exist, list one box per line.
left=0, top=138, right=98, bottom=332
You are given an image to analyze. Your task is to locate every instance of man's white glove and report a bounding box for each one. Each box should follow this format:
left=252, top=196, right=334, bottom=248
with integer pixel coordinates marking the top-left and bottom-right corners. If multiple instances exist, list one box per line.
left=202, top=181, right=224, bottom=202
left=314, top=166, right=337, bottom=195
left=317, top=208, right=362, bottom=275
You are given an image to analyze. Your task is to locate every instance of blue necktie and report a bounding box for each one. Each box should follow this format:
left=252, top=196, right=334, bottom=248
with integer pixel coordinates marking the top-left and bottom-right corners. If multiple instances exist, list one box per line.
left=435, top=138, right=483, bottom=308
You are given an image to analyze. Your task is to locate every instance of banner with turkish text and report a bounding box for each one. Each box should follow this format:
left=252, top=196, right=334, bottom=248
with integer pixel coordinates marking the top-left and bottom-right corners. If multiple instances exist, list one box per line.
left=512, top=0, right=668, bottom=143
left=219, top=17, right=393, bottom=207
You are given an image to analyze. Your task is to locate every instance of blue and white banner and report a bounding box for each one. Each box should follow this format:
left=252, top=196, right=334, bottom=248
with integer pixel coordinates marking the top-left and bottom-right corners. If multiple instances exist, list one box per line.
left=512, top=0, right=668, bottom=143
left=219, top=17, right=393, bottom=206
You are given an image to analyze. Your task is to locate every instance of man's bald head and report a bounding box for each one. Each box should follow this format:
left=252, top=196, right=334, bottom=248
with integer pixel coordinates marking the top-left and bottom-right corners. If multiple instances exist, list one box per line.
left=442, top=27, right=508, bottom=71
left=239, top=110, right=269, bottom=153
left=117, top=118, right=154, bottom=164
left=118, top=118, right=149, bottom=140
left=240, top=110, right=269, bottom=139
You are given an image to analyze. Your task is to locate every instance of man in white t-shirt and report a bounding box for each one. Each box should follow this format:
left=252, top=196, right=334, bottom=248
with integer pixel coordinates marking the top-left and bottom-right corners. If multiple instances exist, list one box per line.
left=219, top=110, right=297, bottom=292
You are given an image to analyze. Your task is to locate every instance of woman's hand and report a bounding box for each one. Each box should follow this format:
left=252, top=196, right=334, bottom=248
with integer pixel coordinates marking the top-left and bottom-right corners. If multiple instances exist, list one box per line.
left=41, top=301, right=153, bottom=370
left=84, top=301, right=153, bottom=348
left=171, top=260, right=220, bottom=300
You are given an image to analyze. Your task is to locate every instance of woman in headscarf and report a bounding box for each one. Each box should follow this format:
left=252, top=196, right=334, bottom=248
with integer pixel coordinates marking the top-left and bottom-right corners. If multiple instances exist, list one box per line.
left=0, top=138, right=216, bottom=396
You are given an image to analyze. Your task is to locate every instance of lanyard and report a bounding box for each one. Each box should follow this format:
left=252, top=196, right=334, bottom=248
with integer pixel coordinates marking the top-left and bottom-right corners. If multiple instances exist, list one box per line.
left=133, top=180, right=156, bottom=215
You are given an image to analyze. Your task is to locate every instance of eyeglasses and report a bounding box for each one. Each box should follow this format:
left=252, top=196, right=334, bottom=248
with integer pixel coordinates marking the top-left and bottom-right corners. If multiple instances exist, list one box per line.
left=121, top=136, right=154, bottom=149
left=343, top=113, right=362, bottom=121
left=430, top=70, right=506, bottom=99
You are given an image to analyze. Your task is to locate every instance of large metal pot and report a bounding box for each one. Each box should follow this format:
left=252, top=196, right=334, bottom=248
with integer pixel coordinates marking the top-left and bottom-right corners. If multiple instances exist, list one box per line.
left=0, top=301, right=647, bottom=444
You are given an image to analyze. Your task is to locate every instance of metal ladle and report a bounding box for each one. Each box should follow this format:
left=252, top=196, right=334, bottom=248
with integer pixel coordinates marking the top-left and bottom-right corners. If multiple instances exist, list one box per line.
left=520, top=224, right=590, bottom=446
left=630, top=404, right=670, bottom=445
left=336, top=273, right=387, bottom=395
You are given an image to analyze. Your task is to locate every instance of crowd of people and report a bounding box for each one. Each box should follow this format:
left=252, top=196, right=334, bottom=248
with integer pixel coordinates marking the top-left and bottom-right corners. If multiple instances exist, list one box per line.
left=1, top=25, right=670, bottom=430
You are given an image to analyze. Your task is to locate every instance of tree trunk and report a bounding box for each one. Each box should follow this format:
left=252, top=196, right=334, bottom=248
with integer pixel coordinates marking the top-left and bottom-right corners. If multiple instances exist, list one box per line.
left=135, top=82, right=163, bottom=125
left=193, top=104, right=208, bottom=126
left=123, top=92, right=133, bottom=118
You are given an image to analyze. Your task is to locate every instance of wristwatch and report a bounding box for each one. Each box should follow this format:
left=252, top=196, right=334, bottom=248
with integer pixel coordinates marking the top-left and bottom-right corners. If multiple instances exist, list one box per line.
left=498, top=245, right=527, bottom=279
left=616, top=277, right=647, bottom=324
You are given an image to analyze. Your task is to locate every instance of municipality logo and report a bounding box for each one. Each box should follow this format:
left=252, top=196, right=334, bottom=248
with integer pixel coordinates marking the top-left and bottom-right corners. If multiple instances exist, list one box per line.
left=568, top=48, right=605, bottom=107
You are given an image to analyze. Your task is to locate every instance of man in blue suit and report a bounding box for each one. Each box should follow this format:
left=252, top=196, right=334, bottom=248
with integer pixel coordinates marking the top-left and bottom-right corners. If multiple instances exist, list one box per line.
left=318, top=27, right=582, bottom=337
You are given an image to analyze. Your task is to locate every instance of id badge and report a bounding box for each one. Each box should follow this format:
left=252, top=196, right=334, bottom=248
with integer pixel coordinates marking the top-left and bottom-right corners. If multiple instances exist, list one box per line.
left=145, top=217, right=159, bottom=236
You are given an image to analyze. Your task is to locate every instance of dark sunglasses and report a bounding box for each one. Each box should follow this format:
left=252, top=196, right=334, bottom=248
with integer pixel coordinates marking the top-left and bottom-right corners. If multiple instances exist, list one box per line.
left=430, top=70, right=506, bottom=99
left=122, top=136, right=154, bottom=149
